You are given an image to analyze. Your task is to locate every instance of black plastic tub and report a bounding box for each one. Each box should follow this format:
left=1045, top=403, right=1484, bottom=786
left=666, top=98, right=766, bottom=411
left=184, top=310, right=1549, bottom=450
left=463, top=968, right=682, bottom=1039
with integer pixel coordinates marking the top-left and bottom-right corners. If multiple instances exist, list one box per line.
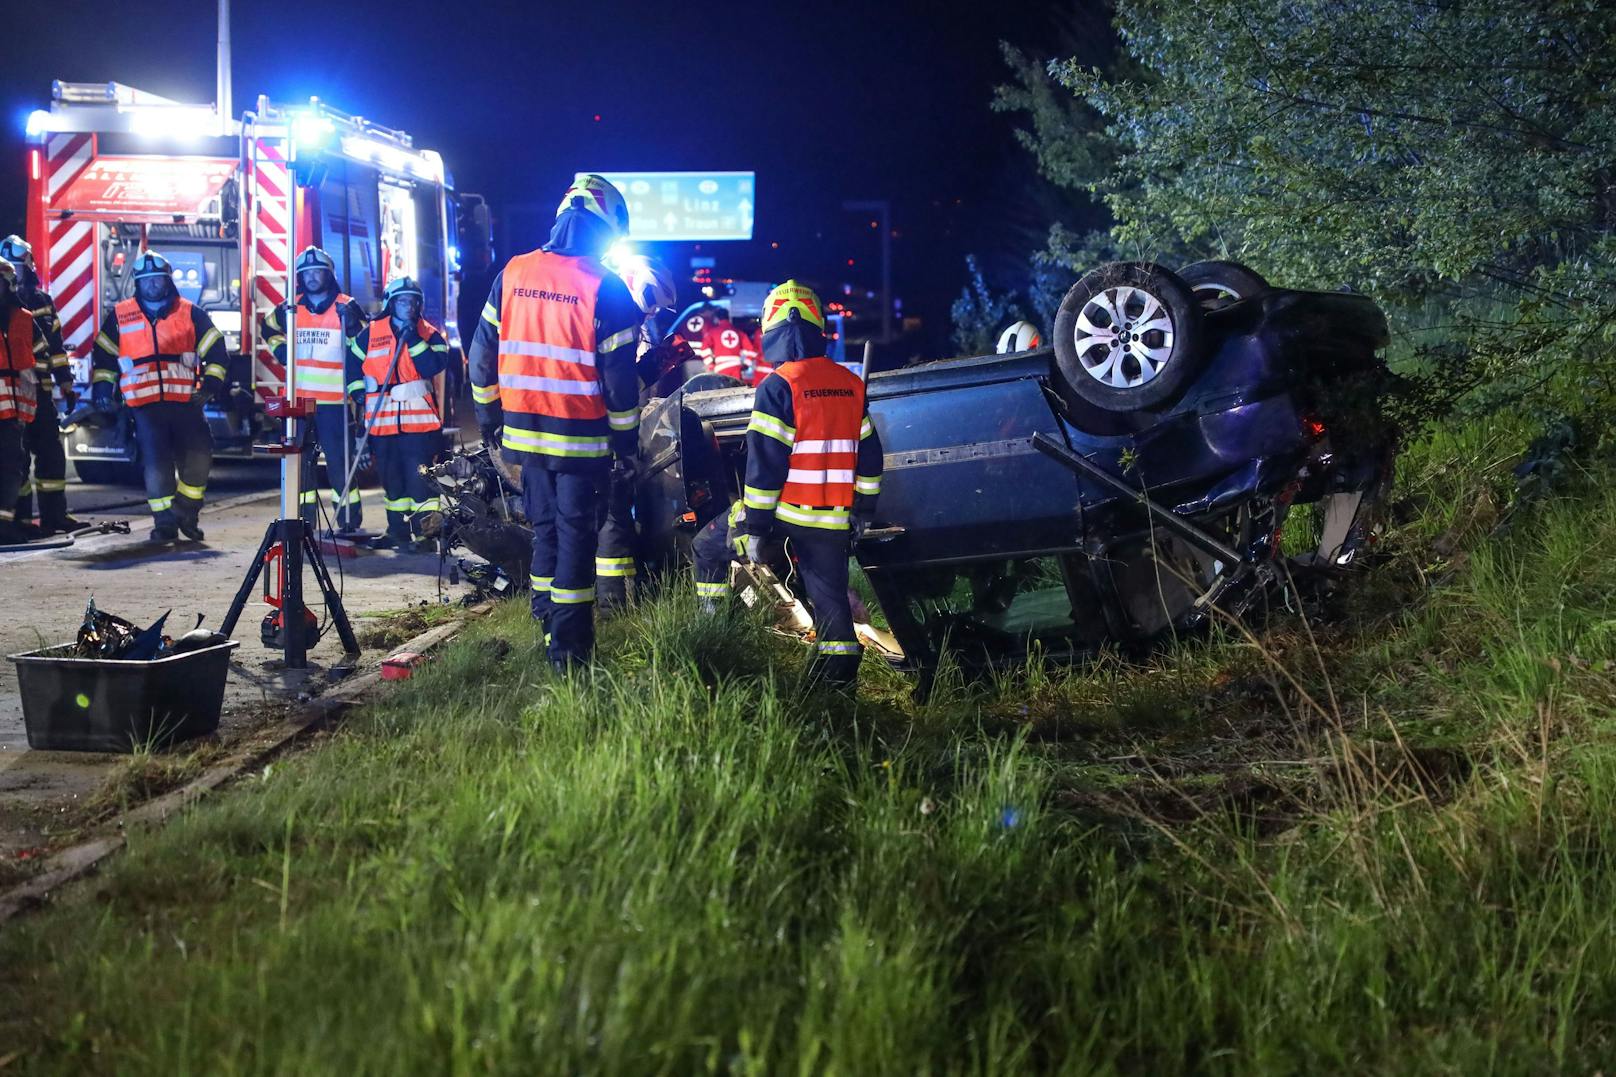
left=8, top=640, right=239, bottom=752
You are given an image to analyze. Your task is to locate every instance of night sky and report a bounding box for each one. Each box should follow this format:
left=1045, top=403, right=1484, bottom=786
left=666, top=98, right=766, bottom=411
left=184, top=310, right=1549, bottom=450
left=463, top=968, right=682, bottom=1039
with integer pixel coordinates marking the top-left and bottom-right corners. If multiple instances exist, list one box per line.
left=1, top=0, right=1087, bottom=354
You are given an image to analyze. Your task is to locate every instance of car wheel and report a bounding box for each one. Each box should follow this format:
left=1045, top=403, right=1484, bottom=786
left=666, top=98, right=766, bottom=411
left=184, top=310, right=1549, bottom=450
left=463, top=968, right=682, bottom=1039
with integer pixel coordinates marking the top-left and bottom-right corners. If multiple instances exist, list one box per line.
left=1178, top=260, right=1270, bottom=310
left=1053, top=261, right=1204, bottom=413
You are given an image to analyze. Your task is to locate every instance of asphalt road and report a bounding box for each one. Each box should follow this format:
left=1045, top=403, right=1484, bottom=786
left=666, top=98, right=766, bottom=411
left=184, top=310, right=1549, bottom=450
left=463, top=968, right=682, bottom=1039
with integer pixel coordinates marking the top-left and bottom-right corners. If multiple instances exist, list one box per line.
left=1, top=456, right=471, bottom=859
left=62, top=457, right=281, bottom=516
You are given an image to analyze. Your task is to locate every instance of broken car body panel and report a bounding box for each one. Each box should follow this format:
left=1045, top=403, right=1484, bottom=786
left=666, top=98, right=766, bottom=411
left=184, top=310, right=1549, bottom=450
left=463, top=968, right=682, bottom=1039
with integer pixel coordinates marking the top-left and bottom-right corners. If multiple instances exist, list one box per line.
left=638, top=287, right=1396, bottom=674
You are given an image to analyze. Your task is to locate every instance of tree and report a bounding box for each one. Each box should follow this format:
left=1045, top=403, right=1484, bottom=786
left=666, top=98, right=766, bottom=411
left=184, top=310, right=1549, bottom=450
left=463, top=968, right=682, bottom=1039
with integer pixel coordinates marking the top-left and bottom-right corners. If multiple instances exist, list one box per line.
left=1003, top=1, right=1616, bottom=420
left=951, top=255, right=1025, bottom=356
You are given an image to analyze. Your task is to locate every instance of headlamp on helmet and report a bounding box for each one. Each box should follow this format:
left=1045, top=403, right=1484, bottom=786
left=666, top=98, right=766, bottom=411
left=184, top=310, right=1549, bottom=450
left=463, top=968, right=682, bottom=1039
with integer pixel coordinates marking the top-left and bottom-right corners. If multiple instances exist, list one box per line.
left=619, top=255, right=677, bottom=316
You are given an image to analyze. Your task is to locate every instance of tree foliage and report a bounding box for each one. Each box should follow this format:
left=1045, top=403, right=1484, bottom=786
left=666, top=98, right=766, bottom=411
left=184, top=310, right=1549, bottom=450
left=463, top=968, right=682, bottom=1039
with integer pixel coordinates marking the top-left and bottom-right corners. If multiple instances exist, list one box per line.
left=992, top=0, right=1616, bottom=422
left=950, top=254, right=1025, bottom=356
left=1072, top=2, right=1616, bottom=298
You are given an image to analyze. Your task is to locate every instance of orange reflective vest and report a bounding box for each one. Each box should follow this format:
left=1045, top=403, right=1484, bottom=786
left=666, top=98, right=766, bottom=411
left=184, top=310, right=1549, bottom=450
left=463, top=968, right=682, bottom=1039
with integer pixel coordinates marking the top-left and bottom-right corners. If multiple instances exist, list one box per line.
left=114, top=297, right=200, bottom=407
left=291, top=293, right=354, bottom=404
left=362, top=319, right=442, bottom=436
left=776, top=358, right=865, bottom=509
left=497, top=251, right=610, bottom=458
left=0, top=306, right=38, bottom=423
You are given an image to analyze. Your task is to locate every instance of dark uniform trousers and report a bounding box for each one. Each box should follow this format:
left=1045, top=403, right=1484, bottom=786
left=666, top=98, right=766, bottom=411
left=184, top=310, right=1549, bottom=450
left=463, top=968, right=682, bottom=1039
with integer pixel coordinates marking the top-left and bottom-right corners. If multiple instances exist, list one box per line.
left=778, top=521, right=862, bottom=686
left=691, top=506, right=862, bottom=686
left=374, top=429, right=440, bottom=541
left=595, top=468, right=637, bottom=608
left=692, top=503, right=739, bottom=605
left=0, top=417, right=23, bottom=518
left=15, top=394, right=67, bottom=525
left=134, top=401, right=212, bottom=530
left=523, top=464, right=603, bottom=664
left=301, top=403, right=362, bottom=531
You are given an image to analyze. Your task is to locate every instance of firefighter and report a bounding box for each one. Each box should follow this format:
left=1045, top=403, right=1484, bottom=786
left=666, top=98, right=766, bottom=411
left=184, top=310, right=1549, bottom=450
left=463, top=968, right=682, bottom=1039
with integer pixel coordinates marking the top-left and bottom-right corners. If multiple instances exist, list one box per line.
left=467, top=174, right=642, bottom=670
left=350, top=276, right=449, bottom=551
left=593, top=254, right=679, bottom=609
left=691, top=498, right=744, bottom=611
left=0, top=258, right=48, bottom=544
left=0, top=236, right=81, bottom=535
left=733, top=279, right=883, bottom=688
left=90, top=252, right=227, bottom=543
left=262, top=246, right=367, bottom=532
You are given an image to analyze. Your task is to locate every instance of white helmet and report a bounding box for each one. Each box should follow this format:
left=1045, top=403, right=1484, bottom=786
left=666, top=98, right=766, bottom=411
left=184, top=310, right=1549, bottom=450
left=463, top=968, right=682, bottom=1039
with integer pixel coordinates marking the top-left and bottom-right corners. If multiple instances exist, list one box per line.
left=996, top=320, right=1042, bottom=354
left=0, top=235, right=34, bottom=272
left=619, top=255, right=677, bottom=315
left=556, top=173, right=629, bottom=238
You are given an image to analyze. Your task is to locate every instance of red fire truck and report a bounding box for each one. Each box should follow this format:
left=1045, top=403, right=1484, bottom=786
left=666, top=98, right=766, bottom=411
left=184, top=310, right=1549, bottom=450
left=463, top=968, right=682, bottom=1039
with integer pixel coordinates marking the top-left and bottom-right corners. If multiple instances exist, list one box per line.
left=23, top=81, right=488, bottom=482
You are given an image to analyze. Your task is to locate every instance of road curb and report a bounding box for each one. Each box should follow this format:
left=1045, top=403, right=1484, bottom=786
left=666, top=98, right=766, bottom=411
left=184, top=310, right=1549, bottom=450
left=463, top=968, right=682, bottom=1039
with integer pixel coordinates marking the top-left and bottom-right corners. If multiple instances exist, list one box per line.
left=0, top=610, right=485, bottom=926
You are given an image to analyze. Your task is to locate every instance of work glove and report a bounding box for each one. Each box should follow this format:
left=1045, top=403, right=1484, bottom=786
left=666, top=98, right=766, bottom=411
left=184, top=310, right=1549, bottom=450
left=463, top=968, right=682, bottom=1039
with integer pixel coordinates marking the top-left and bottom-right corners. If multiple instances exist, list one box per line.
left=851, top=513, right=873, bottom=542
left=59, top=387, right=79, bottom=413
left=611, top=453, right=639, bottom=485
left=479, top=423, right=502, bottom=450
left=733, top=532, right=780, bottom=566
left=91, top=380, right=117, bottom=414
left=188, top=384, right=215, bottom=407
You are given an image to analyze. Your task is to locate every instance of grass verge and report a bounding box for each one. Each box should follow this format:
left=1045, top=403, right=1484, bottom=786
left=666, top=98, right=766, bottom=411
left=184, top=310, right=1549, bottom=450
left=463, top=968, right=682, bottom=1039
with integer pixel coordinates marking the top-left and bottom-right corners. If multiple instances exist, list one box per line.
left=3, top=419, right=1616, bottom=1072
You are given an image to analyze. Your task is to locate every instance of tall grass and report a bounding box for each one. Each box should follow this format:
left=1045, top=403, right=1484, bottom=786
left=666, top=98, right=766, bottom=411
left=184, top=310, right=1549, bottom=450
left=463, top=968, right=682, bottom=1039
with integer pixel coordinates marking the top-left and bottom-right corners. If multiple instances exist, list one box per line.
left=6, top=425, right=1616, bottom=1072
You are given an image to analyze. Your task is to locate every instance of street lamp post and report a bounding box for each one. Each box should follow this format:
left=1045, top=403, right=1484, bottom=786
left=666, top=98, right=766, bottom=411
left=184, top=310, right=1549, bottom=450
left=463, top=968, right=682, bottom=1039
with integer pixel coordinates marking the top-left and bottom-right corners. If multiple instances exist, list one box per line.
left=842, top=199, right=892, bottom=344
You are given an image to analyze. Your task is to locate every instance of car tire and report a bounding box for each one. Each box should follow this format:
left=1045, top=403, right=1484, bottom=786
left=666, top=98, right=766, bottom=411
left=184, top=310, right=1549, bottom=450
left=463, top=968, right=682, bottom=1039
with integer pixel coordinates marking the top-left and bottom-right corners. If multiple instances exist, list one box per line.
left=1178, top=260, right=1270, bottom=310
left=1053, top=261, right=1204, bottom=413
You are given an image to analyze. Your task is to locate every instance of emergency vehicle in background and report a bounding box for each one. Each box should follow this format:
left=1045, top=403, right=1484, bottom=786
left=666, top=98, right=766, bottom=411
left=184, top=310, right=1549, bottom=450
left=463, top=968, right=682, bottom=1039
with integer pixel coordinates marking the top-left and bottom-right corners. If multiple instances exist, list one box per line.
left=23, top=81, right=489, bottom=483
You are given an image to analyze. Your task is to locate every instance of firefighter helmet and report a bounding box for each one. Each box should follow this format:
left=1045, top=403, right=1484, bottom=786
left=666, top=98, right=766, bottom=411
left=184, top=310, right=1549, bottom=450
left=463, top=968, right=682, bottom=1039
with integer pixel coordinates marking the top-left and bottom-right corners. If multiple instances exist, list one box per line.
left=557, top=174, right=629, bottom=237
left=996, top=320, right=1042, bottom=354
left=294, top=246, right=336, bottom=275
left=131, top=251, right=174, bottom=281
left=620, top=255, right=677, bottom=315
left=0, top=235, right=33, bottom=271
left=761, top=280, right=825, bottom=332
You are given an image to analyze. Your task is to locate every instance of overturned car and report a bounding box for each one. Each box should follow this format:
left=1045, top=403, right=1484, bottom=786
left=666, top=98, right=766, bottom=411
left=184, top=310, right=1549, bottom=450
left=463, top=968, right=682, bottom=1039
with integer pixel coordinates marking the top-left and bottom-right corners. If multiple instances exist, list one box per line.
left=436, top=260, right=1398, bottom=676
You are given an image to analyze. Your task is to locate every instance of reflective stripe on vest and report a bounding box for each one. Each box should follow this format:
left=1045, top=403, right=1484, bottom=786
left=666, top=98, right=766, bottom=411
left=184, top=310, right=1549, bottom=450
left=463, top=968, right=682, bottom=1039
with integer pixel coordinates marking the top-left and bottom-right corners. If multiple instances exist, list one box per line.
left=0, top=307, right=38, bottom=423
left=293, top=294, right=353, bottom=404
left=362, top=319, right=442, bottom=436
left=777, top=358, right=865, bottom=510
left=497, top=251, right=607, bottom=434
left=114, top=298, right=199, bottom=408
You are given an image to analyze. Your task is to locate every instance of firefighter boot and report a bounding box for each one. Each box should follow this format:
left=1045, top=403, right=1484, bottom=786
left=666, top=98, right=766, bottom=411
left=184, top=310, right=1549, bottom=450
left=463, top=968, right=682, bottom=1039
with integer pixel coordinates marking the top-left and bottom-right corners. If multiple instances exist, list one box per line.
left=174, top=493, right=205, bottom=542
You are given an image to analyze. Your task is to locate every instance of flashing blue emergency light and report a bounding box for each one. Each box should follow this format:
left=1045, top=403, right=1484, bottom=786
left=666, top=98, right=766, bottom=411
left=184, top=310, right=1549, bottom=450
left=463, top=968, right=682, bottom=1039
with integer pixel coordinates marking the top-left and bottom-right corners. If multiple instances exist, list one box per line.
left=291, top=112, right=335, bottom=149
left=25, top=110, right=50, bottom=138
